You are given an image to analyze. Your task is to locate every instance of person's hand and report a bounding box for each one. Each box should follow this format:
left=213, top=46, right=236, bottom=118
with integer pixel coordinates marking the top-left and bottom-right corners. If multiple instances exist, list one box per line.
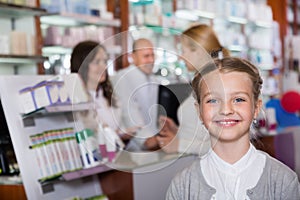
left=159, top=116, right=178, bottom=137
left=156, top=134, right=179, bottom=153
left=119, top=132, right=134, bottom=141
left=117, top=126, right=140, bottom=142
left=156, top=116, right=179, bottom=153
left=144, top=136, right=160, bottom=151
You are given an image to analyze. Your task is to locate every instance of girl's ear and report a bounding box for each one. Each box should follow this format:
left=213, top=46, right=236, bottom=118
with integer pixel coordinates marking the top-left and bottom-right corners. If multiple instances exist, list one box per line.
left=254, top=99, right=262, bottom=119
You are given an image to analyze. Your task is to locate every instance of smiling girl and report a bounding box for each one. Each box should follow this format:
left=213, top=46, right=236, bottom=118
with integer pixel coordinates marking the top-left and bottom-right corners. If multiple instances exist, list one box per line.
left=166, top=57, right=300, bottom=200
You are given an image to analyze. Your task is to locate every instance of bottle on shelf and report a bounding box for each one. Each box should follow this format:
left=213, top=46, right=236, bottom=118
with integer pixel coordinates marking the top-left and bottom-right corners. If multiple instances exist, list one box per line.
left=75, top=129, right=100, bottom=168
left=102, top=126, right=124, bottom=162
left=97, top=123, right=108, bottom=162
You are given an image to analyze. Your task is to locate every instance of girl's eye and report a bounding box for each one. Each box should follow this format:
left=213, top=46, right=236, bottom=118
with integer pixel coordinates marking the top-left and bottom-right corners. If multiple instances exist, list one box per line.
left=206, top=99, right=218, bottom=104
left=234, top=98, right=246, bottom=103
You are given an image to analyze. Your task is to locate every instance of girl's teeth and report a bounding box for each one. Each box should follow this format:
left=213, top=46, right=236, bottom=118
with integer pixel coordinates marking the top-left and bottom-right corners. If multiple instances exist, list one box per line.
left=219, top=121, right=235, bottom=125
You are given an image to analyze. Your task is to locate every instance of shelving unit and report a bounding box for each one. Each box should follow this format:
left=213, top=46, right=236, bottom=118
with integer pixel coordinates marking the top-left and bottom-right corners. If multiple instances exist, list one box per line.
left=22, top=102, right=95, bottom=117
left=40, top=12, right=121, bottom=27
left=39, top=163, right=112, bottom=194
left=127, top=0, right=282, bottom=99
left=0, top=2, right=48, bottom=74
left=39, top=10, right=123, bottom=74
left=175, top=8, right=275, bottom=60
left=129, top=0, right=277, bottom=78
left=0, top=2, right=47, bottom=18
left=0, top=55, right=47, bottom=64
left=286, top=0, right=299, bottom=35
left=21, top=103, right=95, bottom=127
left=138, top=24, right=182, bottom=35
left=62, top=164, right=111, bottom=181
left=0, top=75, right=105, bottom=199
left=42, top=45, right=122, bottom=57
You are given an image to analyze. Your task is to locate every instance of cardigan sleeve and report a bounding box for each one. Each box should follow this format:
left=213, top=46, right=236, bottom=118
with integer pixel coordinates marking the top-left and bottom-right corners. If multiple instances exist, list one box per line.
left=166, top=175, right=182, bottom=200
left=281, top=175, right=300, bottom=200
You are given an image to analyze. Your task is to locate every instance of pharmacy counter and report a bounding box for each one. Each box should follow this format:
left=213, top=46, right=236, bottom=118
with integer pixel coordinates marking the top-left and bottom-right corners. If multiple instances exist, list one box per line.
left=101, top=150, right=196, bottom=200
left=0, top=176, right=26, bottom=200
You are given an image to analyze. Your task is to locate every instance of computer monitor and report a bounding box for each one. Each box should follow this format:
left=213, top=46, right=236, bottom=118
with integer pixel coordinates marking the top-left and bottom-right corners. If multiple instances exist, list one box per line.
left=157, top=83, right=192, bottom=125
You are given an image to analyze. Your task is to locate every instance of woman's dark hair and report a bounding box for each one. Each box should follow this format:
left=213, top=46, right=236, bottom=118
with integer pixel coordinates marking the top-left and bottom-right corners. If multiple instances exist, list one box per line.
left=70, top=40, right=117, bottom=107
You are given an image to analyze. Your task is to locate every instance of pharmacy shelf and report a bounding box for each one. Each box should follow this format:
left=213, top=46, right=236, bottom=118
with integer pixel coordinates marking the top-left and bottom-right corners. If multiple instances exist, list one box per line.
left=145, top=24, right=182, bottom=35
left=40, top=12, right=121, bottom=27
left=0, top=54, right=48, bottom=64
left=175, top=9, right=273, bottom=28
left=22, top=102, right=95, bottom=119
left=130, top=0, right=154, bottom=6
left=251, top=20, right=273, bottom=28
left=39, top=163, right=112, bottom=186
left=42, top=45, right=122, bottom=56
left=62, top=164, right=112, bottom=181
left=42, top=46, right=73, bottom=55
left=21, top=103, right=95, bottom=127
left=0, top=2, right=47, bottom=18
left=39, top=164, right=112, bottom=193
left=129, top=24, right=182, bottom=36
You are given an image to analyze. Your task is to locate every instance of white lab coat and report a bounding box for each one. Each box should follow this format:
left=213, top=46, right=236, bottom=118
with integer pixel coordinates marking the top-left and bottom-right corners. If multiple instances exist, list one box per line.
left=89, top=89, right=121, bottom=131
left=112, top=65, right=159, bottom=149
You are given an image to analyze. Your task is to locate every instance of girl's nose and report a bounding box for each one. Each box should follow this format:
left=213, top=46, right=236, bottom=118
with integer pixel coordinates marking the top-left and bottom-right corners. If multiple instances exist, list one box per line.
left=220, top=101, right=234, bottom=115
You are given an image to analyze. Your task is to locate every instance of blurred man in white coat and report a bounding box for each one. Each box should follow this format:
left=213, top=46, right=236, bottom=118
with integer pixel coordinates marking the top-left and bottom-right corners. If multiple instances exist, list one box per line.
left=112, top=38, right=159, bottom=151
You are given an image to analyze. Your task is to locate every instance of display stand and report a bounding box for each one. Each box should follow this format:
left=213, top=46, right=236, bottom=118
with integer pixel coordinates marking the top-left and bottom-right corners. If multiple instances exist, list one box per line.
left=0, top=75, right=197, bottom=199
left=0, top=75, right=102, bottom=199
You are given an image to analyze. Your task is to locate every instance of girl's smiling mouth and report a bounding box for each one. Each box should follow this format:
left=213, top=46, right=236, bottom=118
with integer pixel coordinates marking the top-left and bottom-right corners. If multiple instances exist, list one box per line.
left=215, top=119, right=240, bottom=127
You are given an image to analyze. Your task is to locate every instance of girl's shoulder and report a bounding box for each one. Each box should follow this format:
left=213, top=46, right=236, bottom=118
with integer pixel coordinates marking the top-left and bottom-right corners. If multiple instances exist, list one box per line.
left=262, top=151, right=297, bottom=177
left=173, top=159, right=202, bottom=181
left=251, top=151, right=300, bottom=199
left=257, top=151, right=299, bottom=186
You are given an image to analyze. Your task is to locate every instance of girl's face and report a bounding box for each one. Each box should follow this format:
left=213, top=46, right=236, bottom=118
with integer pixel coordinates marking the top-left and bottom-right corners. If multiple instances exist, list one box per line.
left=197, top=71, right=261, bottom=145
left=88, top=48, right=108, bottom=85
left=180, top=37, right=209, bottom=72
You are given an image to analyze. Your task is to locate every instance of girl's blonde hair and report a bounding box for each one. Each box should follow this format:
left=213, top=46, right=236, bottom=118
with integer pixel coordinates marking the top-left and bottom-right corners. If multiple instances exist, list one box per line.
left=192, top=57, right=263, bottom=104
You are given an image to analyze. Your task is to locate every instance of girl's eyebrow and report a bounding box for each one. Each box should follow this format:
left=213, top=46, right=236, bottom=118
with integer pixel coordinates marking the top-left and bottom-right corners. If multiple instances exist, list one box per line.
left=202, top=92, right=214, bottom=99
left=230, top=91, right=251, bottom=98
left=202, top=91, right=251, bottom=98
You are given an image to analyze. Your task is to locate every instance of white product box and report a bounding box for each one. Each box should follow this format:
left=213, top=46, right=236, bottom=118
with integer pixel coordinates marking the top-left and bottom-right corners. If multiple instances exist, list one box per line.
left=61, top=73, right=89, bottom=104
left=33, top=81, right=61, bottom=109
left=0, top=35, right=10, bottom=54
left=19, top=86, right=37, bottom=114
left=10, top=31, right=27, bottom=55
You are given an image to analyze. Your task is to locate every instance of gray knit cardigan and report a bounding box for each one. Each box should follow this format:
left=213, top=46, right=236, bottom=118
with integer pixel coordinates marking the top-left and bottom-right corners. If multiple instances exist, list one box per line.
left=166, top=152, right=300, bottom=200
